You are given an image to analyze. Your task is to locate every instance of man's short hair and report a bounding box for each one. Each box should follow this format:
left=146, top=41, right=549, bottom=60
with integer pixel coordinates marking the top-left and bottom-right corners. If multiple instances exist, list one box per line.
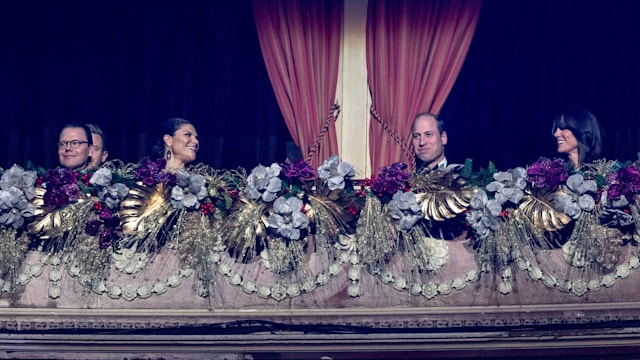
left=61, top=123, right=93, bottom=146
left=411, top=112, right=445, bottom=135
left=86, top=123, right=106, bottom=151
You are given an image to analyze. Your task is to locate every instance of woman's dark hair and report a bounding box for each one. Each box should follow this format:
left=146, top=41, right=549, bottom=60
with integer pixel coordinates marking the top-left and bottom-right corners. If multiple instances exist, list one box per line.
left=551, top=107, right=605, bottom=165
left=151, top=117, right=193, bottom=158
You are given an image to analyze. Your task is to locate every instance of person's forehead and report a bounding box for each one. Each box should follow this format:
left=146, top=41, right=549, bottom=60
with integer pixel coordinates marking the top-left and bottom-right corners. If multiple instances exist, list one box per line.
left=176, top=123, right=197, bottom=134
left=413, top=116, right=437, bottom=131
left=59, top=127, right=88, bottom=140
left=91, top=133, right=104, bottom=146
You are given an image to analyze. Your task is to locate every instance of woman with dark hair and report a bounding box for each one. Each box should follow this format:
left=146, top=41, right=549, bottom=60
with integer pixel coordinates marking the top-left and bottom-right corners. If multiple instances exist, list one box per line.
left=551, top=107, right=605, bottom=168
left=152, top=117, right=200, bottom=170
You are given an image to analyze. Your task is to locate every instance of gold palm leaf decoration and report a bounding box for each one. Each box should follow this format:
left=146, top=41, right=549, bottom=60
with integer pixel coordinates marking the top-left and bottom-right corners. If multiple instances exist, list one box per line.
left=28, top=187, right=91, bottom=242
left=515, top=189, right=571, bottom=232
left=28, top=187, right=65, bottom=239
left=307, top=194, right=353, bottom=248
left=412, top=170, right=477, bottom=221
left=307, top=178, right=359, bottom=247
left=119, top=182, right=176, bottom=252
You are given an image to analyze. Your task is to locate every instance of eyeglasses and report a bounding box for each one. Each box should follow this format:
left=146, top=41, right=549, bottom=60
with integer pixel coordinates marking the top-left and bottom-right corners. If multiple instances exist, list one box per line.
left=57, top=140, right=89, bottom=149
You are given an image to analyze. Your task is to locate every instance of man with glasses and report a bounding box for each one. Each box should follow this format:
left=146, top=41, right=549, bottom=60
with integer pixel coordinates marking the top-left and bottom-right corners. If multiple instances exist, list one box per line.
left=57, top=123, right=94, bottom=171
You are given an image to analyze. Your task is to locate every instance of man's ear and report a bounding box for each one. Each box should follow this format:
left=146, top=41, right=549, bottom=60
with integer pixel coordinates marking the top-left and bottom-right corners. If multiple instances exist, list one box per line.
left=441, top=131, right=448, bottom=146
left=101, top=150, right=109, bottom=163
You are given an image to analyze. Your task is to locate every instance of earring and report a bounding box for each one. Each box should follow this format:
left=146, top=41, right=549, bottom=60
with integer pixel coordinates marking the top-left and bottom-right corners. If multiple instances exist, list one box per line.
left=166, top=150, right=172, bottom=161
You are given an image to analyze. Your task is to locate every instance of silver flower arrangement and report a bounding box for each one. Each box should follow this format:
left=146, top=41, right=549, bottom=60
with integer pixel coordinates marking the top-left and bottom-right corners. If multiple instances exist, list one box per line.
left=386, top=190, right=423, bottom=231
left=245, top=163, right=282, bottom=202
left=466, top=190, right=501, bottom=240
left=90, top=168, right=130, bottom=209
left=317, top=155, right=355, bottom=191
left=554, top=173, right=597, bottom=219
left=171, top=169, right=207, bottom=210
left=267, top=196, right=309, bottom=240
left=0, top=164, right=37, bottom=229
left=485, top=167, right=527, bottom=206
left=466, top=168, right=526, bottom=240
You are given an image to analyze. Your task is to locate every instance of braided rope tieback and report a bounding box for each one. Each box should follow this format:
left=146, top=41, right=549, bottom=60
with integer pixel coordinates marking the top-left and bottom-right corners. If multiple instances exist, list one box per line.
left=370, top=107, right=414, bottom=168
left=305, top=103, right=341, bottom=164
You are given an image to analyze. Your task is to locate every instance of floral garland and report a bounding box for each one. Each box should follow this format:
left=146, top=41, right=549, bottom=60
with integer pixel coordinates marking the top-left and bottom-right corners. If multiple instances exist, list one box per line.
left=2, top=154, right=640, bottom=302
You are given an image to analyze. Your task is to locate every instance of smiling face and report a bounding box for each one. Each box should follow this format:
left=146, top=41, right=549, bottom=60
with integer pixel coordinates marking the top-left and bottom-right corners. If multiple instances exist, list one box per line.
left=553, top=127, right=579, bottom=160
left=552, top=114, right=580, bottom=167
left=164, top=123, right=199, bottom=169
left=58, top=126, right=93, bottom=171
left=411, top=114, right=447, bottom=170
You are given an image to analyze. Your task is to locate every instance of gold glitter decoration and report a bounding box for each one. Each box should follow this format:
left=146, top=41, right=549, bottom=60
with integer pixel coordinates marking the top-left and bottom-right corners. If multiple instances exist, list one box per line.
left=630, top=201, right=640, bottom=243
left=265, top=237, right=305, bottom=275
left=472, top=213, right=515, bottom=274
left=192, top=163, right=245, bottom=213
left=221, top=198, right=267, bottom=263
left=516, top=189, right=572, bottom=232
left=307, top=193, right=356, bottom=248
left=355, top=195, right=397, bottom=273
left=564, top=211, right=622, bottom=273
left=72, top=226, right=111, bottom=284
left=101, top=159, right=140, bottom=180
left=412, top=169, right=476, bottom=221
left=0, top=228, right=30, bottom=295
left=178, top=213, right=215, bottom=274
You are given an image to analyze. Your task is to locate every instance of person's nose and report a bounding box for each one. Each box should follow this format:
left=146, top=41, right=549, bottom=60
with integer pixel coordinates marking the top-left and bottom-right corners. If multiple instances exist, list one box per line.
left=553, top=128, right=561, bottom=138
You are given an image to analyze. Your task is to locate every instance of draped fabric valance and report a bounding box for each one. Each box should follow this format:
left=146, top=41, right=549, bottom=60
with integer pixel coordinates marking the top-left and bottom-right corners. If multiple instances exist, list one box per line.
left=252, top=0, right=343, bottom=169
left=366, top=0, right=482, bottom=172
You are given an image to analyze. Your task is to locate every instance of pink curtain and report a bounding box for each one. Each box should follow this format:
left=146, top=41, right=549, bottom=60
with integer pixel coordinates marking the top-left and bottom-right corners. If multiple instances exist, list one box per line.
left=252, top=0, right=343, bottom=169
left=366, top=0, right=482, bottom=172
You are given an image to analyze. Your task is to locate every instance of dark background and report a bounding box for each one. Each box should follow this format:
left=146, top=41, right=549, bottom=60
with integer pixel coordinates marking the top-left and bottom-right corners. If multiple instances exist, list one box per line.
left=1, top=0, right=639, bottom=172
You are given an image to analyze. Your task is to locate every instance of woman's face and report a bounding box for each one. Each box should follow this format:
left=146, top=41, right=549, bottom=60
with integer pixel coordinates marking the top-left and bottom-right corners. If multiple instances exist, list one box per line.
left=165, top=124, right=199, bottom=168
left=553, top=127, right=579, bottom=159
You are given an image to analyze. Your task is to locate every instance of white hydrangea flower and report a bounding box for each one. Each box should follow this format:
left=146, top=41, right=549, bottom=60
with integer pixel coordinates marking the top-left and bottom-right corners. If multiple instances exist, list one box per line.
left=246, top=163, right=282, bottom=202
left=387, top=190, right=423, bottom=231
left=267, top=196, right=309, bottom=240
left=554, top=173, right=597, bottom=219
left=0, top=164, right=37, bottom=201
left=317, top=155, right=355, bottom=190
left=0, top=186, right=35, bottom=229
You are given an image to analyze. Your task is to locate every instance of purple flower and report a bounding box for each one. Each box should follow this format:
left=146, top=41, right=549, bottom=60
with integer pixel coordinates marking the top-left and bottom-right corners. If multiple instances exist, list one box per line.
left=85, top=219, right=102, bottom=236
left=135, top=157, right=176, bottom=186
left=99, top=207, right=113, bottom=220
left=371, top=162, right=411, bottom=197
left=85, top=205, right=121, bottom=249
left=43, top=168, right=82, bottom=207
left=280, top=158, right=314, bottom=180
left=99, top=229, right=116, bottom=249
left=526, top=157, right=568, bottom=191
left=607, top=165, right=640, bottom=202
